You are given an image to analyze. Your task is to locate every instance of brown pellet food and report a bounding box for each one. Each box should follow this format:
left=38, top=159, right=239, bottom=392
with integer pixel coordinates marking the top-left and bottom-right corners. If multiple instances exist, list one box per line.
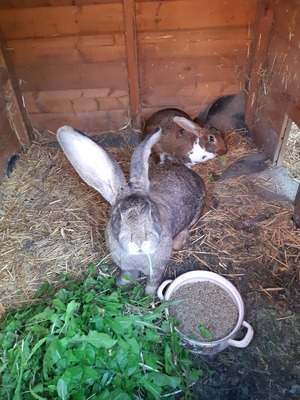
left=169, top=281, right=239, bottom=341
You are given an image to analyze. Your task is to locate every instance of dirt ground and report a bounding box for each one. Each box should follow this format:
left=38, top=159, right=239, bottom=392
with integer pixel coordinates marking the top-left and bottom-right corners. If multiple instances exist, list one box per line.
left=167, top=250, right=300, bottom=399
left=0, top=128, right=300, bottom=399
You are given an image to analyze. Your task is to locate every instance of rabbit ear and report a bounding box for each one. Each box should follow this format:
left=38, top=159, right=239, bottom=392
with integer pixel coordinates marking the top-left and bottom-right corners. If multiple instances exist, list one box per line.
left=173, top=116, right=201, bottom=135
left=129, top=128, right=162, bottom=193
left=57, top=126, right=128, bottom=205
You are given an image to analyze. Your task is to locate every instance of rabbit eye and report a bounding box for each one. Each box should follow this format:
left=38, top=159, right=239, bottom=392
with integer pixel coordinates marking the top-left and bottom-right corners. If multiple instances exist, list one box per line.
left=209, top=135, right=215, bottom=143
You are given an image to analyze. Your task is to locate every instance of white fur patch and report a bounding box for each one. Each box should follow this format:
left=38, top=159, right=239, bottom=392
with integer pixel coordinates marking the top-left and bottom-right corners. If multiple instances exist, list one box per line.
left=187, top=139, right=215, bottom=167
left=128, top=240, right=155, bottom=255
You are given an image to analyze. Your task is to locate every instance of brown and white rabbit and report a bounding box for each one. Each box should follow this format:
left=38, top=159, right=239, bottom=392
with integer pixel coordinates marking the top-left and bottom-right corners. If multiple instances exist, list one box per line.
left=57, top=126, right=206, bottom=294
left=143, top=108, right=227, bottom=167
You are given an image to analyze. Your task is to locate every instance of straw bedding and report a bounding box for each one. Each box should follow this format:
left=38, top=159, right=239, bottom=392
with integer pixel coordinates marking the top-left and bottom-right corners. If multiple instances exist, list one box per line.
left=0, top=129, right=299, bottom=312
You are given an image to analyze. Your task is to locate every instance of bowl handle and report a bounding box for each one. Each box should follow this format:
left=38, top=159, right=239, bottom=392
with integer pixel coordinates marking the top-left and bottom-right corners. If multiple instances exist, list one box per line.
left=157, top=280, right=173, bottom=301
left=228, top=321, right=254, bottom=348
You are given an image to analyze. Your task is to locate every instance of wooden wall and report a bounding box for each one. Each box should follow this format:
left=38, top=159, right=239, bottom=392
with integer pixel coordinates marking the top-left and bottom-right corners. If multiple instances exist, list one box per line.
left=0, top=46, right=31, bottom=179
left=246, top=0, right=300, bottom=162
left=0, top=0, right=129, bottom=135
left=0, top=0, right=257, bottom=138
left=137, top=0, right=256, bottom=122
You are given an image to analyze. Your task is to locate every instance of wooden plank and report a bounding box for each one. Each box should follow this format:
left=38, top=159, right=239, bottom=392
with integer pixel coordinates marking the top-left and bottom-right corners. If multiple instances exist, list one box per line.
left=0, top=0, right=121, bottom=8
left=250, top=88, right=295, bottom=160
left=14, top=62, right=128, bottom=91
left=273, top=0, right=300, bottom=42
left=0, top=4, right=124, bottom=40
left=139, top=39, right=250, bottom=61
left=123, top=0, right=141, bottom=128
left=0, top=0, right=70, bottom=7
left=6, top=35, right=126, bottom=66
left=139, top=56, right=248, bottom=86
left=247, top=0, right=300, bottom=162
left=23, top=90, right=129, bottom=114
left=140, top=80, right=241, bottom=114
left=23, top=88, right=128, bottom=102
left=0, top=92, right=7, bottom=111
left=29, top=109, right=130, bottom=134
left=245, top=0, right=275, bottom=130
left=0, top=106, right=17, bottom=147
left=266, top=32, right=300, bottom=102
left=0, top=101, right=21, bottom=181
left=273, top=114, right=292, bottom=166
left=138, top=33, right=251, bottom=59
left=136, top=0, right=256, bottom=32
left=0, top=132, right=20, bottom=181
left=0, top=44, right=32, bottom=146
left=139, top=26, right=252, bottom=44
left=139, top=39, right=250, bottom=60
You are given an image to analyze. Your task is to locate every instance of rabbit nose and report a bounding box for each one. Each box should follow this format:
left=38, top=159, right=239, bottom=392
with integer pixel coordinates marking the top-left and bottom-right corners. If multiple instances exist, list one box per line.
left=127, top=240, right=153, bottom=255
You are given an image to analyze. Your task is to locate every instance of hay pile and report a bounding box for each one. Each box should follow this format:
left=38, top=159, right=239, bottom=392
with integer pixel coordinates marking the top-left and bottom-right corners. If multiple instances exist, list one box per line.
left=0, top=129, right=299, bottom=312
left=0, top=135, right=111, bottom=310
left=170, top=131, right=299, bottom=278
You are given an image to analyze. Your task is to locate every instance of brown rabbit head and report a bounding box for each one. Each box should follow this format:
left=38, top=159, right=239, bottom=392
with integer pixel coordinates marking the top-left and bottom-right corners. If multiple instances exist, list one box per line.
left=192, top=117, right=227, bottom=156
left=144, top=108, right=227, bottom=167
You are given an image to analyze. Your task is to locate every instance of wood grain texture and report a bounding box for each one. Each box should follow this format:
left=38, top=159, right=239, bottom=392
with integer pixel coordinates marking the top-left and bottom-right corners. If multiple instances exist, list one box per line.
left=0, top=0, right=122, bottom=9
left=137, top=0, right=255, bottom=117
left=23, top=89, right=129, bottom=114
left=247, top=0, right=300, bottom=161
left=123, top=0, right=141, bottom=127
left=0, top=0, right=258, bottom=135
left=0, top=132, right=20, bottom=181
left=6, top=35, right=126, bottom=66
left=29, top=109, right=130, bottom=134
left=0, top=4, right=124, bottom=39
left=245, top=0, right=274, bottom=131
left=0, top=44, right=32, bottom=146
left=136, top=0, right=256, bottom=32
left=15, top=62, right=128, bottom=92
left=0, top=0, right=121, bottom=7
left=140, top=81, right=241, bottom=117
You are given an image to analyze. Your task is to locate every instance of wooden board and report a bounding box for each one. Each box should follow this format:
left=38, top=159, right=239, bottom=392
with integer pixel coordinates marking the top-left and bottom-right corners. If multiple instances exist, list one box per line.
left=136, top=0, right=255, bottom=31
left=6, top=35, right=126, bottom=66
left=23, top=89, right=129, bottom=114
left=0, top=0, right=121, bottom=7
left=247, top=0, right=300, bottom=161
left=0, top=4, right=124, bottom=39
left=14, top=62, right=128, bottom=92
left=137, top=0, right=255, bottom=115
left=29, top=109, right=130, bottom=134
left=0, top=0, right=258, bottom=135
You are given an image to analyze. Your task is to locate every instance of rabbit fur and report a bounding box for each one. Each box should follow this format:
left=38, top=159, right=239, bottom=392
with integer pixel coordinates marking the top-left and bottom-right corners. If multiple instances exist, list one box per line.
left=57, top=126, right=206, bottom=294
left=143, top=108, right=227, bottom=167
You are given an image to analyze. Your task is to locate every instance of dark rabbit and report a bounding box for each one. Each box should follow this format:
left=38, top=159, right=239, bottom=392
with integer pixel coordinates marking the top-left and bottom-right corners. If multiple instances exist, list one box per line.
left=196, top=92, right=252, bottom=140
left=57, top=126, right=206, bottom=294
left=143, top=108, right=227, bottom=167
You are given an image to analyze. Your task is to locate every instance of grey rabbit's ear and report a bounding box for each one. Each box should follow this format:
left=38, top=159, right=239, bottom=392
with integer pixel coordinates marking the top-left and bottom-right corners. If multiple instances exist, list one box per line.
left=57, top=126, right=128, bottom=205
left=173, top=116, right=201, bottom=135
left=129, top=128, right=162, bottom=193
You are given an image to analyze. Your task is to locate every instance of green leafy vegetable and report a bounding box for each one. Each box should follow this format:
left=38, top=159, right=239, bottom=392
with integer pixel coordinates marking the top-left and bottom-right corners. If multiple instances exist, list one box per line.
left=198, top=324, right=213, bottom=340
left=0, top=265, right=202, bottom=399
left=219, top=154, right=227, bottom=166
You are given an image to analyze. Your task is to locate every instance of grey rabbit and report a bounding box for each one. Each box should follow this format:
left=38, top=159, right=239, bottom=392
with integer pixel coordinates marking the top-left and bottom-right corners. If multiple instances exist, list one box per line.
left=57, top=126, right=206, bottom=294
